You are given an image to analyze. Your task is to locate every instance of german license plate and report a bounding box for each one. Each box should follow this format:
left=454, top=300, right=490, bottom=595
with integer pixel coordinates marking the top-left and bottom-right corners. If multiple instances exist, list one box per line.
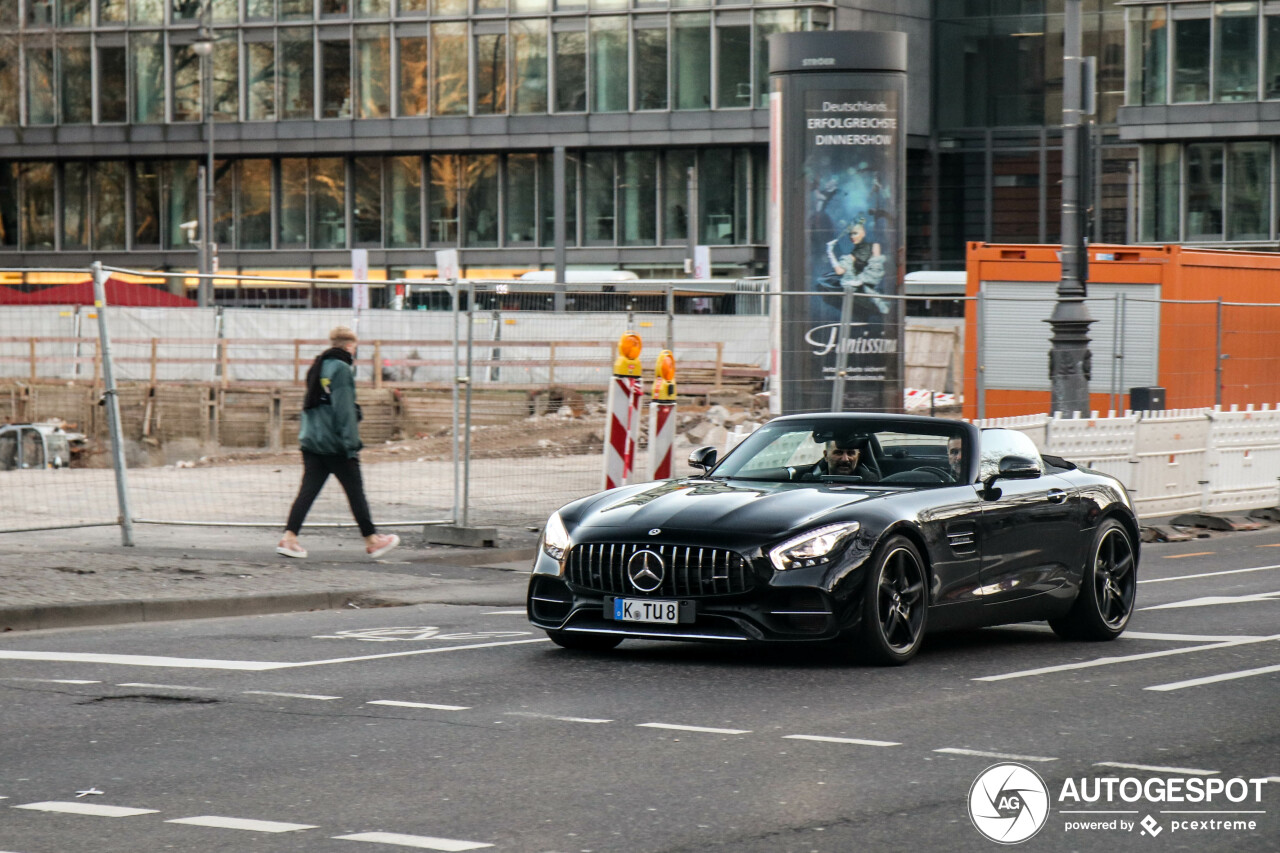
left=610, top=597, right=687, bottom=624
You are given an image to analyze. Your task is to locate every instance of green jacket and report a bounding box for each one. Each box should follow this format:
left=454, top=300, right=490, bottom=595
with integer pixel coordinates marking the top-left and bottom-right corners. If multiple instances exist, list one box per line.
left=299, top=357, right=362, bottom=457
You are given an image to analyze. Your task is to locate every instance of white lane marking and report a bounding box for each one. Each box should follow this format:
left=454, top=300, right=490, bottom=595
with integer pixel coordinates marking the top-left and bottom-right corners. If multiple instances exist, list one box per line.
left=481, top=610, right=527, bottom=615
left=505, top=712, right=613, bottom=724
left=166, top=816, right=317, bottom=833
left=1120, top=631, right=1265, bottom=642
left=332, top=831, right=492, bottom=850
left=242, top=691, right=341, bottom=701
left=0, top=652, right=286, bottom=671
left=117, top=683, right=213, bottom=691
left=638, top=722, right=751, bottom=735
left=0, top=638, right=549, bottom=672
left=368, top=700, right=471, bottom=711
left=281, top=638, right=552, bottom=668
left=3, top=678, right=101, bottom=685
left=934, top=747, right=1058, bottom=763
left=1139, top=563, right=1280, bottom=584
left=974, top=635, right=1280, bottom=682
left=785, top=734, right=900, bottom=747
left=1095, top=761, right=1218, bottom=776
left=1139, top=591, right=1280, bottom=611
left=1145, top=663, right=1280, bottom=692
left=14, top=801, right=159, bottom=817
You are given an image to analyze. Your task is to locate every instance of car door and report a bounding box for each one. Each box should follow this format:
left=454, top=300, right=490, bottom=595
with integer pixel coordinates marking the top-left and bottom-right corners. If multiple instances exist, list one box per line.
left=975, top=429, right=1084, bottom=614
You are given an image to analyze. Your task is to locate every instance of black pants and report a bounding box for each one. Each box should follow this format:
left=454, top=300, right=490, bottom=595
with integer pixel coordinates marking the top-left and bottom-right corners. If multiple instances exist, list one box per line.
left=285, top=450, right=376, bottom=537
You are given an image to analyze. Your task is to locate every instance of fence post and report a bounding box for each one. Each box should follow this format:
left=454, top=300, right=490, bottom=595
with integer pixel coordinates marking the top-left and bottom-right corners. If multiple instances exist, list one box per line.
left=976, top=290, right=986, bottom=419
left=1215, top=297, right=1224, bottom=407
left=463, top=282, right=475, bottom=528
left=92, top=261, right=135, bottom=547
left=28, top=337, right=36, bottom=382
left=373, top=340, right=383, bottom=390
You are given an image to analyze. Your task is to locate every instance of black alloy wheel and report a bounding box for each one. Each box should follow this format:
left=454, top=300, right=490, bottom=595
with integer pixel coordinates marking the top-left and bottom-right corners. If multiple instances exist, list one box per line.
left=545, top=629, right=624, bottom=652
left=856, top=535, right=928, bottom=665
left=1050, top=518, right=1137, bottom=641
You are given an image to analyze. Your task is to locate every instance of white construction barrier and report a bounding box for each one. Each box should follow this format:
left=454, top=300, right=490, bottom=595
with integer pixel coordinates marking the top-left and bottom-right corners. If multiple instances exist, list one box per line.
left=1045, top=412, right=1139, bottom=487
left=1205, top=405, right=1280, bottom=513
left=1129, top=409, right=1213, bottom=517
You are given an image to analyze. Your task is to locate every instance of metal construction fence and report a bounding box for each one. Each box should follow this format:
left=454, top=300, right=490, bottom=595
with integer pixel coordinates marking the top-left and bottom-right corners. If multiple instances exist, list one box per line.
left=2, top=263, right=1278, bottom=540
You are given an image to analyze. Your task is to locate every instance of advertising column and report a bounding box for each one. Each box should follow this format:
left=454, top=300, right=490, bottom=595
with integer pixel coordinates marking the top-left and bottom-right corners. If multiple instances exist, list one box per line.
left=769, top=31, right=907, bottom=414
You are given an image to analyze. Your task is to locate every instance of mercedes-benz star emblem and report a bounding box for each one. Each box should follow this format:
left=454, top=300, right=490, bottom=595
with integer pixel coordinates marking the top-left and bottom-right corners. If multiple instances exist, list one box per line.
left=649, top=528, right=661, bottom=535
left=627, top=549, right=666, bottom=593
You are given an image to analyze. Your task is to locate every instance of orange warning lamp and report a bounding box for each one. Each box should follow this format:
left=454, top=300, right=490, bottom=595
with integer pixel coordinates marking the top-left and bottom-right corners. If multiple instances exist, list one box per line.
left=614, top=332, right=643, bottom=377
left=652, top=349, right=677, bottom=401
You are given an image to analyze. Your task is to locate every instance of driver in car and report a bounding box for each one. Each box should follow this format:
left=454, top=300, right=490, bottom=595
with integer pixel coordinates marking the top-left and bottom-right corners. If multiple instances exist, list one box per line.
left=818, top=437, right=880, bottom=482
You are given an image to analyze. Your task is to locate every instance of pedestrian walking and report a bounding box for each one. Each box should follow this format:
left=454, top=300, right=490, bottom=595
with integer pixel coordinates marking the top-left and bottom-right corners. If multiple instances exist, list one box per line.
left=277, top=326, right=400, bottom=560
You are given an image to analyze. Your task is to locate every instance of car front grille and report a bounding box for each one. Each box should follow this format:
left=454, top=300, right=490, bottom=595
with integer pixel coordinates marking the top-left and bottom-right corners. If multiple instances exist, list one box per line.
left=565, top=542, right=753, bottom=597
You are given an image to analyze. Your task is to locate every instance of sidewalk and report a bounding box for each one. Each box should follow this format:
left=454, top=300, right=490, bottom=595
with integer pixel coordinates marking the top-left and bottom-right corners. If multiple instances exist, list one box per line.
left=0, top=524, right=538, bottom=633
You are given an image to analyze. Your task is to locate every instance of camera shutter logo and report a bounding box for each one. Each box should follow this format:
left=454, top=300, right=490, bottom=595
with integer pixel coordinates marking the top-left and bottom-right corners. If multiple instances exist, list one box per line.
left=627, top=549, right=665, bottom=593
left=968, top=763, right=1051, bottom=844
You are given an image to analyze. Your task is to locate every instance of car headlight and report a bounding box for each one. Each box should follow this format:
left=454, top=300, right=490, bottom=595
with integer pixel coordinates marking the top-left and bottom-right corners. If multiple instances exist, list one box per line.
left=769, top=522, right=860, bottom=571
left=541, top=511, right=570, bottom=563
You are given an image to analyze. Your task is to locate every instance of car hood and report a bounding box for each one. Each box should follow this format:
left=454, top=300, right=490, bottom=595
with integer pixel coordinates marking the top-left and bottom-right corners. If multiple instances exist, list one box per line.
left=567, top=477, right=883, bottom=541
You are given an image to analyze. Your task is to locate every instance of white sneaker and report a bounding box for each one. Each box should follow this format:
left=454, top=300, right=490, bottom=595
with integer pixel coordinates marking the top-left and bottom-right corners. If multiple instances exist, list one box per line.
left=277, top=540, right=307, bottom=559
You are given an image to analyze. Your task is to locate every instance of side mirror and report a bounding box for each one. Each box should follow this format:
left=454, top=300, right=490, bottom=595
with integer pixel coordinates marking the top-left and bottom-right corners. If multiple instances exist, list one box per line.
left=982, top=455, right=1041, bottom=492
left=688, top=445, right=718, bottom=473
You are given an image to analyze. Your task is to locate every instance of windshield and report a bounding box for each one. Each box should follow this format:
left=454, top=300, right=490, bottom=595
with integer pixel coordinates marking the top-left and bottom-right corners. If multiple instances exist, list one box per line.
left=712, top=419, right=968, bottom=487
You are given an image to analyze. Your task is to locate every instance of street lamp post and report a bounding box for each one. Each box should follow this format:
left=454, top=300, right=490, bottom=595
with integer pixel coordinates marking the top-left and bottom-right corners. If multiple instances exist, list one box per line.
left=191, top=4, right=215, bottom=308
left=1048, top=0, right=1093, bottom=416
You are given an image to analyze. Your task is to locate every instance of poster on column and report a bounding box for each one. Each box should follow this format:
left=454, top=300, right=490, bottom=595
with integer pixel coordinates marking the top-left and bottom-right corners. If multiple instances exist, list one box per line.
left=801, top=88, right=901, bottom=411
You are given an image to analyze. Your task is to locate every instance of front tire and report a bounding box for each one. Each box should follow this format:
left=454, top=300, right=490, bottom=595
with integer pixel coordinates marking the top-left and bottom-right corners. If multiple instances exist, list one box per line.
left=1050, top=518, right=1137, bottom=641
left=855, top=535, right=929, bottom=665
left=545, top=629, right=623, bottom=652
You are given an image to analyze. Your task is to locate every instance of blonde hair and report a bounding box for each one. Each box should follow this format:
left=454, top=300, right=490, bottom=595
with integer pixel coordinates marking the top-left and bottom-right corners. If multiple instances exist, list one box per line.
left=329, top=325, right=357, bottom=347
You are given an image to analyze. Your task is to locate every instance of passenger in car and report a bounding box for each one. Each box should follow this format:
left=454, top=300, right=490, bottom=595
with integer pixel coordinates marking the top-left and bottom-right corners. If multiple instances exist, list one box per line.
left=815, top=437, right=881, bottom=482
left=947, top=436, right=965, bottom=481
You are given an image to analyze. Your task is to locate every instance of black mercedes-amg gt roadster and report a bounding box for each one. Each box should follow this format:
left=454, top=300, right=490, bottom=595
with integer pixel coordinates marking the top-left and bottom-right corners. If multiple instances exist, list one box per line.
left=527, top=413, right=1140, bottom=665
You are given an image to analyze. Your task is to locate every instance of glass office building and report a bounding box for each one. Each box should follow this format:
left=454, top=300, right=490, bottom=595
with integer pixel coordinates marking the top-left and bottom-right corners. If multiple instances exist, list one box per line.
left=7, top=1, right=1261, bottom=292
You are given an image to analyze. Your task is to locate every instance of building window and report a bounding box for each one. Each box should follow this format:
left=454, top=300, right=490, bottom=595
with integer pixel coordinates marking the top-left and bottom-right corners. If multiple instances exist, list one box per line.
left=163, top=160, right=198, bottom=251
left=699, top=146, right=746, bottom=245
left=133, top=33, right=165, bottom=123
left=1186, top=142, right=1224, bottom=240
left=432, top=0, right=465, bottom=13
left=1266, top=10, right=1280, bottom=98
left=132, top=161, right=161, bottom=249
left=96, top=161, right=127, bottom=250
left=462, top=154, right=498, bottom=247
left=133, top=0, right=163, bottom=23
left=506, top=153, right=537, bottom=245
left=61, top=0, right=90, bottom=25
left=512, top=18, right=547, bottom=113
left=279, top=157, right=308, bottom=247
left=26, top=36, right=56, bottom=126
left=1127, top=6, right=1167, bottom=105
left=21, top=162, right=56, bottom=250
left=633, top=19, right=667, bottom=111
left=310, top=157, right=346, bottom=248
left=673, top=13, right=710, bottom=110
left=991, top=150, right=1041, bottom=243
left=554, top=30, right=586, bottom=112
left=583, top=150, right=614, bottom=243
left=63, top=162, right=90, bottom=251
left=590, top=16, right=628, bottom=113
left=98, top=44, right=128, bottom=124
left=662, top=148, right=693, bottom=245
left=0, top=163, right=17, bottom=248
left=1215, top=2, right=1259, bottom=102
left=281, top=29, right=315, bottom=119
left=755, top=9, right=799, bottom=109
left=476, top=30, right=508, bottom=114
left=358, top=0, right=389, bottom=16
left=354, top=156, right=382, bottom=246
left=1172, top=8, right=1211, bottom=102
left=215, top=39, right=239, bottom=121
left=213, top=160, right=235, bottom=248
left=247, top=39, right=276, bottom=121
left=1140, top=142, right=1180, bottom=242
left=539, top=150, right=577, bottom=246
left=387, top=155, right=422, bottom=248
left=432, top=21, right=468, bottom=115
left=247, top=0, right=274, bottom=21
left=321, top=38, right=352, bottom=118
left=1226, top=141, right=1269, bottom=240
left=398, top=34, right=428, bottom=116
left=0, top=35, right=17, bottom=126
left=428, top=153, right=459, bottom=244
left=356, top=25, right=390, bottom=117
left=280, top=0, right=311, bottom=20
left=619, top=150, right=656, bottom=246
left=715, top=18, right=751, bottom=109
left=59, top=35, right=91, bottom=125
left=172, top=44, right=202, bottom=123
left=99, top=0, right=127, bottom=24
left=240, top=159, right=273, bottom=249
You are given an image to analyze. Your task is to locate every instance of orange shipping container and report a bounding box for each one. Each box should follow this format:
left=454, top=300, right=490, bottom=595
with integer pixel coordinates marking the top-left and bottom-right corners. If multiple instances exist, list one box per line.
left=963, top=243, right=1280, bottom=420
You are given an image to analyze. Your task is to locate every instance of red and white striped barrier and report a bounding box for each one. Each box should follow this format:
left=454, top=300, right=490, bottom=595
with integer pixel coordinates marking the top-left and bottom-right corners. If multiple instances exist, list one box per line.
left=603, top=333, right=643, bottom=490
left=648, top=350, right=677, bottom=480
